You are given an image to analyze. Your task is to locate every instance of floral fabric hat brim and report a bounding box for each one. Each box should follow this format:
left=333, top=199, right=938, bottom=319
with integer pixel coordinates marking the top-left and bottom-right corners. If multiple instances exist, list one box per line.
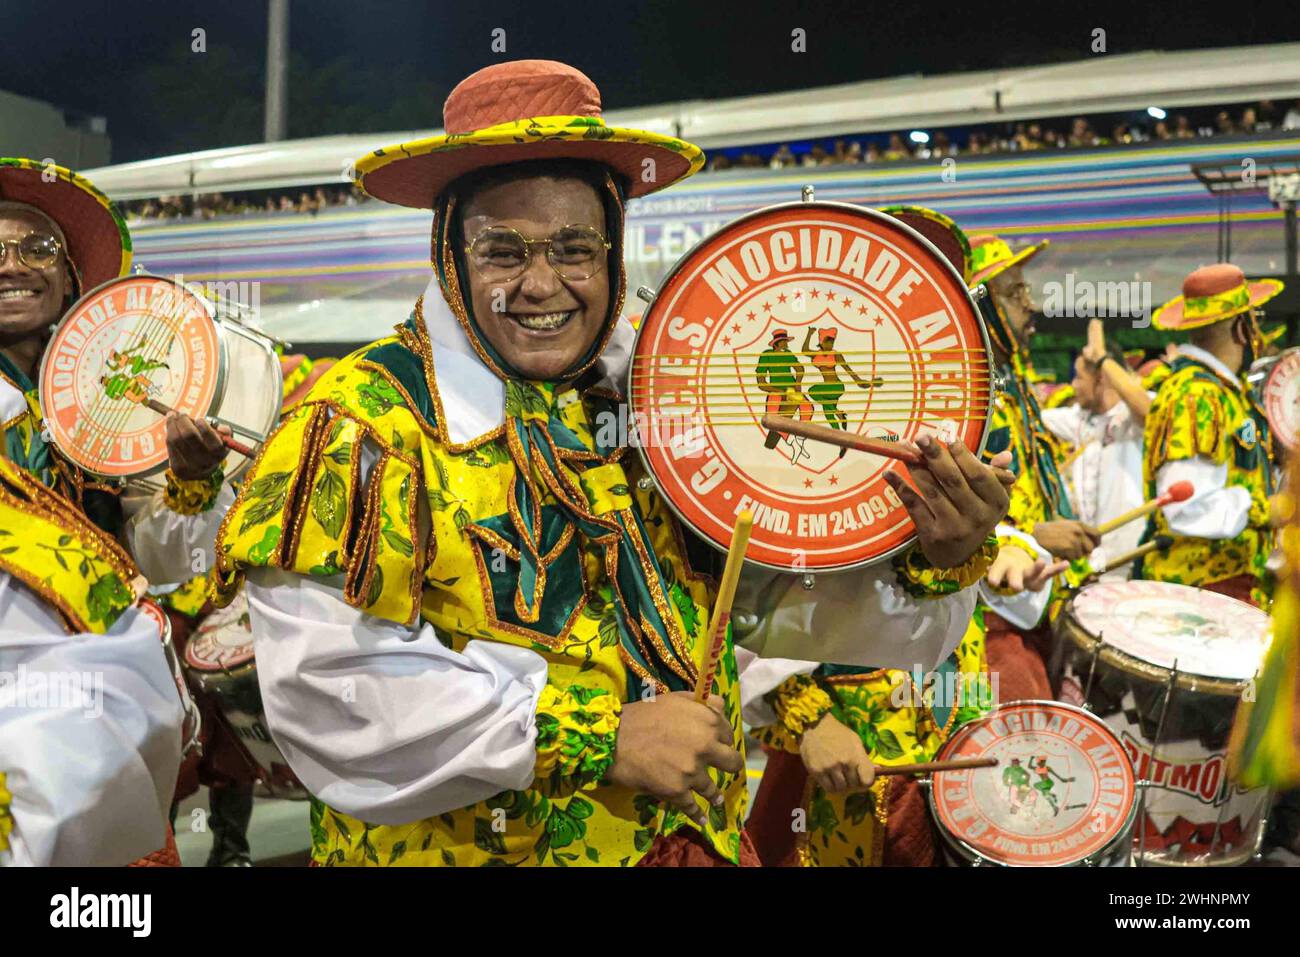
left=1152, top=279, right=1284, bottom=332
left=353, top=116, right=705, bottom=209
left=967, top=239, right=1050, bottom=290
left=0, top=157, right=131, bottom=290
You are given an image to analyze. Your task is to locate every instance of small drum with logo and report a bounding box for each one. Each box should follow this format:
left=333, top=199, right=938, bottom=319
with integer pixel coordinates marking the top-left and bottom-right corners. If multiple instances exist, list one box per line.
left=1055, top=579, right=1272, bottom=866
left=137, top=598, right=202, bottom=759
left=928, top=700, right=1138, bottom=867
left=38, top=274, right=282, bottom=490
left=630, top=199, right=993, bottom=571
left=181, top=591, right=308, bottom=800
left=1249, top=347, right=1300, bottom=453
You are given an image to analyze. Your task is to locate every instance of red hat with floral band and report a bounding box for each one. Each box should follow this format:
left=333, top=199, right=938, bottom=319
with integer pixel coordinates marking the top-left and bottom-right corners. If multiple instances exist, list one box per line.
left=1153, top=263, right=1284, bottom=332
left=880, top=205, right=971, bottom=283
left=967, top=233, right=1049, bottom=289
left=0, top=157, right=131, bottom=294
left=353, top=60, right=705, bottom=209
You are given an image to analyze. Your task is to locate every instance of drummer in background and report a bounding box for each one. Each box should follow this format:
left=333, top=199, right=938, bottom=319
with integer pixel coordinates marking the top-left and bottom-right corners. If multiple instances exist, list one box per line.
left=0, top=158, right=235, bottom=862
left=965, top=234, right=1099, bottom=700
left=1140, top=264, right=1283, bottom=608
left=0, top=158, right=235, bottom=584
left=0, top=454, right=184, bottom=866
left=213, top=60, right=1011, bottom=868
left=1041, top=319, right=1154, bottom=579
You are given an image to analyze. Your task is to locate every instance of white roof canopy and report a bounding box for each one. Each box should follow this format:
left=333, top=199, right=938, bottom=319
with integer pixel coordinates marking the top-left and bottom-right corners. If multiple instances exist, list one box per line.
left=85, top=43, right=1300, bottom=199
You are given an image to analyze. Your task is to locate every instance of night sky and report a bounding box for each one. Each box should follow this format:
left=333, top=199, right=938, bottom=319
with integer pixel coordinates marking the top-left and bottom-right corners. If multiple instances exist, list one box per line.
left=4, top=0, right=1298, bottom=162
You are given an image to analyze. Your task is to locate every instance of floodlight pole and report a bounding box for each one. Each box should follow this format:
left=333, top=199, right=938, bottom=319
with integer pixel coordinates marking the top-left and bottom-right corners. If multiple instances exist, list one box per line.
left=264, top=0, right=290, bottom=142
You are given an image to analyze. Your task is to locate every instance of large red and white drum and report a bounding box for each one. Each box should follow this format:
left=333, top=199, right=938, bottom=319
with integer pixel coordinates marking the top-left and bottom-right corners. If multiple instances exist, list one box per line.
left=928, top=701, right=1138, bottom=867
left=1056, top=579, right=1273, bottom=866
left=630, top=201, right=992, bottom=571
left=181, top=592, right=308, bottom=800
left=1256, top=347, right=1300, bottom=452
left=38, top=274, right=281, bottom=488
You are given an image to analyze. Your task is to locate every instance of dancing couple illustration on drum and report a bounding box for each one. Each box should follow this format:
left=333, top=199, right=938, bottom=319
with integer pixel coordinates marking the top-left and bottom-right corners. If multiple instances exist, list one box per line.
left=1003, top=755, right=1077, bottom=817
left=754, top=312, right=885, bottom=456
left=99, top=335, right=171, bottom=404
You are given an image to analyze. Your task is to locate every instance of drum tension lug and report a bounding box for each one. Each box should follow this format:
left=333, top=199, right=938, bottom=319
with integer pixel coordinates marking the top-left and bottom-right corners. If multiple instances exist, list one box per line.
left=801, top=574, right=816, bottom=590
left=801, top=185, right=815, bottom=203
left=636, top=475, right=655, bottom=492
left=636, top=286, right=655, bottom=304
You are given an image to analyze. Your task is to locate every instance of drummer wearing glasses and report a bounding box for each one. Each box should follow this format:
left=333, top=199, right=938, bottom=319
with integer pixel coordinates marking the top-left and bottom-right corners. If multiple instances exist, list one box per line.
left=217, top=60, right=1013, bottom=868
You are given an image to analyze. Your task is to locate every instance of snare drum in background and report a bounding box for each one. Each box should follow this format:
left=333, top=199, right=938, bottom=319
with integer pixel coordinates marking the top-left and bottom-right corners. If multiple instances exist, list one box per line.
left=181, top=591, right=308, bottom=800
left=928, top=700, right=1137, bottom=867
left=630, top=200, right=993, bottom=572
left=38, top=274, right=282, bottom=490
left=137, top=599, right=202, bottom=759
left=1251, top=347, right=1300, bottom=453
left=1056, top=579, right=1272, bottom=866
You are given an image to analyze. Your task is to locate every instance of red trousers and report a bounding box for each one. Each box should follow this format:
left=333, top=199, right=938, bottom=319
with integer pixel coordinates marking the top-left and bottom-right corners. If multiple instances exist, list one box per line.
left=746, top=747, right=940, bottom=866
left=983, top=613, right=1053, bottom=703
left=636, top=825, right=761, bottom=867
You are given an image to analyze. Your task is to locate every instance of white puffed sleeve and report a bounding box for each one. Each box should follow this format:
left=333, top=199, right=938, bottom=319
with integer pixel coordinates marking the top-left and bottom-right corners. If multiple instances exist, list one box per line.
left=1157, top=457, right=1250, bottom=539
left=0, top=575, right=183, bottom=867
left=244, top=568, right=550, bottom=826
left=732, top=562, right=974, bottom=673
left=121, top=483, right=237, bottom=586
left=978, top=524, right=1055, bottom=629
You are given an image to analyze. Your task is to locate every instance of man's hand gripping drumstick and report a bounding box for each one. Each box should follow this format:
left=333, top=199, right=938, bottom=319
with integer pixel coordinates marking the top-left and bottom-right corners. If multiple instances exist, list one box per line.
left=763, top=415, right=1016, bottom=569
left=604, top=512, right=752, bottom=827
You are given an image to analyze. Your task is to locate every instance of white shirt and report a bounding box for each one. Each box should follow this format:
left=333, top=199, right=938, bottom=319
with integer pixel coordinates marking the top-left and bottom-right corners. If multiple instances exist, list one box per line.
left=1042, top=398, right=1148, bottom=578
left=1156, top=345, right=1252, bottom=540
left=243, top=283, right=976, bottom=825
left=0, top=574, right=184, bottom=866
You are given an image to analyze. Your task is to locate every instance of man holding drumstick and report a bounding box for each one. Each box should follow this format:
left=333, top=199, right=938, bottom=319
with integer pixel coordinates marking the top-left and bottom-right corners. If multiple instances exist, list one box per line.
left=1140, top=264, right=1283, bottom=607
left=216, top=60, right=1012, bottom=867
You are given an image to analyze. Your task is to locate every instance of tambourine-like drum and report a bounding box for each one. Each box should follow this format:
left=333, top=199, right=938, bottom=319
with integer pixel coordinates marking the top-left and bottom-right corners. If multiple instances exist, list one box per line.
left=1250, top=347, right=1300, bottom=452
left=137, top=598, right=202, bottom=760
left=630, top=200, right=993, bottom=571
left=182, top=592, right=308, bottom=800
left=38, top=274, right=282, bottom=489
left=928, top=701, right=1138, bottom=867
left=1055, top=579, right=1272, bottom=866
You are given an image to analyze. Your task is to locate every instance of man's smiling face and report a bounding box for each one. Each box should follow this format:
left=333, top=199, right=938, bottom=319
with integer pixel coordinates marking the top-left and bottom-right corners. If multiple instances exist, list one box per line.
left=459, top=173, right=611, bottom=381
left=0, top=207, right=70, bottom=346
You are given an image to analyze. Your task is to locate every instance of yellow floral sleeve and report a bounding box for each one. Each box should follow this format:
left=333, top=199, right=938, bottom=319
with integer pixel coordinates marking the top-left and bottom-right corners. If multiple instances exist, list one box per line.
left=163, top=467, right=224, bottom=515
left=757, top=673, right=836, bottom=753
left=893, top=537, right=998, bottom=598
left=533, top=684, right=621, bottom=793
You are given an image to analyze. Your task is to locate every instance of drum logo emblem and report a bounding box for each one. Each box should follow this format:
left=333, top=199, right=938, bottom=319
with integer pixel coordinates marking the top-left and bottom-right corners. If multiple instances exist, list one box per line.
left=631, top=205, right=989, bottom=570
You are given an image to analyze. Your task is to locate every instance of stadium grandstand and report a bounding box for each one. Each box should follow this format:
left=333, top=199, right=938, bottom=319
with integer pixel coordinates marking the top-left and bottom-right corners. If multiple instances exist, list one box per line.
left=85, top=43, right=1300, bottom=379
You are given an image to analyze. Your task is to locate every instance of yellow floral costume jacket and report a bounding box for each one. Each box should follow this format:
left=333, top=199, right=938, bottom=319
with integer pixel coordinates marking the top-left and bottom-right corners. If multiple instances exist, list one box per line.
left=216, top=316, right=751, bottom=866
left=1139, top=356, right=1274, bottom=591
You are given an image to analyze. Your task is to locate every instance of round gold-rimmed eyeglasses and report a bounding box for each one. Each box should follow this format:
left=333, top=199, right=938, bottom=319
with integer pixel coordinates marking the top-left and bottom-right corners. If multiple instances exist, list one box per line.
left=0, top=232, right=62, bottom=271
left=465, top=224, right=611, bottom=283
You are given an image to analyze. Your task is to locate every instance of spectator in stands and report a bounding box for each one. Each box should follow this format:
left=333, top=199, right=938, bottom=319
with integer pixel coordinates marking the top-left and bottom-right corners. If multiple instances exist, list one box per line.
left=1215, top=110, right=1236, bottom=135
left=1153, top=120, right=1171, bottom=140
left=1256, top=100, right=1279, bottom=130
left=769, top=144, right=796, bottom=168
left=1174, top=114, right=1195, bottom=138
left=844, top=141, right=863, bottom=164
left=864, top=142, right=881, bottom=162
left=1240, top=107, right=1258, bottom=133
left=1068, top=117, right=1097, bottom=148
left=1285, top=101, right=1300, bottom=130
left=883, top=133, right=911, bottom=160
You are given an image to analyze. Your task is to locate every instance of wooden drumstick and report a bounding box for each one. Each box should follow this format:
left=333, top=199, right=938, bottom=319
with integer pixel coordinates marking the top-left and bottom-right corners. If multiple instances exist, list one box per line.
left=1094, top=481, right=1194, bottom=535
left=694, top=510, right=754, bottom=702
left=874, top=756, right=998, bottom=776
left=126, top=393, right=257, bottom=457
left=1095, top=535, right=1174, bottom=575
left=761, top=414, right=924, bottom=465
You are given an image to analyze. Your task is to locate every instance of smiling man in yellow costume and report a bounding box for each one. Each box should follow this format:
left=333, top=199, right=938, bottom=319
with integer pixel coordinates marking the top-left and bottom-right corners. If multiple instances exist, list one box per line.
left=215, top=60, right=1009, bottom=867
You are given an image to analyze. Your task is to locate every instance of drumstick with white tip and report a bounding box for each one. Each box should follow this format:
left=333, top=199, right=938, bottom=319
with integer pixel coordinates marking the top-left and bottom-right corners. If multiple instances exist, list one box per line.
left=761, top=414, right=924, bottom=465
left=694, top=510, right=753, bottom=702
left=1094, top=482, right=1194, bottom=536
left=122, top=392, right=257, bottom=457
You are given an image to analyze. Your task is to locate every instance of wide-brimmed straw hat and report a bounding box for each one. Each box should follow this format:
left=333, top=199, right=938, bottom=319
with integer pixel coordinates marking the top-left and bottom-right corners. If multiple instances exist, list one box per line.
left=967, top=233, right=1049, bottom=289
left=1152, top=263, right=1283, bottom=332
left=0, top=157, right=131, bottom=291
left=880, top=205, right=971, bottom=282
left=353, top=60, right=705, bottom=209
